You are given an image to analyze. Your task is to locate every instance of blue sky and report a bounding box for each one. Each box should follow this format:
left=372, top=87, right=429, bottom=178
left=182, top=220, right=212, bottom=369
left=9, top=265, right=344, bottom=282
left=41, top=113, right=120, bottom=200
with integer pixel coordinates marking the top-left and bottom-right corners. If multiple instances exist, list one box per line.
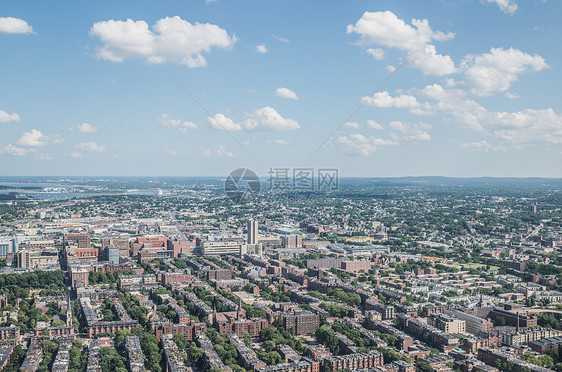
left=0, top=0, right=561, bottom=177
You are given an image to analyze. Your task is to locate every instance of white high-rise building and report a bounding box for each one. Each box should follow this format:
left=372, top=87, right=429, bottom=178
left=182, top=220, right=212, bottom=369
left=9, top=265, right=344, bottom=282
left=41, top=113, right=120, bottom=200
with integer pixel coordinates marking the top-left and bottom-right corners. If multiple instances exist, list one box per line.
left=247, top=220, right=258, bottom=245
left=247, top=220, right=262, bottom=258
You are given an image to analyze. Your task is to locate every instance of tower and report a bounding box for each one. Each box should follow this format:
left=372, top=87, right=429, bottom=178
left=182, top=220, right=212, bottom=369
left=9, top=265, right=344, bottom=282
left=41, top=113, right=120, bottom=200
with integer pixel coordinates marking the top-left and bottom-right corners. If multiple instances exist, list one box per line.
left=237, top=298, right=245, bottom=320
left=213, top=303, right=217, bottom=326
left=247, top=220, right=258, bottom=245
left=66, top=296, right=73, bottom=327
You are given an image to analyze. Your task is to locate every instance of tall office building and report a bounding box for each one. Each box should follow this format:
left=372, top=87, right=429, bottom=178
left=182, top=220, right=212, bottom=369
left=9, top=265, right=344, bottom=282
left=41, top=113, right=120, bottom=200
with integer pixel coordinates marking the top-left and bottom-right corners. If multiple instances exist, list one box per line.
left=247, top=220, right=258, bottom=245
left=0, top=240, right=11, bottom=258
left=104, top=245, right=119, bottom=265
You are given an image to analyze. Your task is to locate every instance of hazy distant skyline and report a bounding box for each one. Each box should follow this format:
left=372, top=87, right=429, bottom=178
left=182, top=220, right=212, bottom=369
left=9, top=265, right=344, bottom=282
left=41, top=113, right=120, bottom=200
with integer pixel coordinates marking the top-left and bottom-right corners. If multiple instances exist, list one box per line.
left=1, top=0, right=561, bottom=177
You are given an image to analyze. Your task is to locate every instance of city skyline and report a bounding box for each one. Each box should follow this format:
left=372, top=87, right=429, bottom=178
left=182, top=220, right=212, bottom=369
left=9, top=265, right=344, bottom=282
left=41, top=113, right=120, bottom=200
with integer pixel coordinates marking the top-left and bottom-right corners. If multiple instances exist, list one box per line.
left=1, top=0, right=561, bottom=177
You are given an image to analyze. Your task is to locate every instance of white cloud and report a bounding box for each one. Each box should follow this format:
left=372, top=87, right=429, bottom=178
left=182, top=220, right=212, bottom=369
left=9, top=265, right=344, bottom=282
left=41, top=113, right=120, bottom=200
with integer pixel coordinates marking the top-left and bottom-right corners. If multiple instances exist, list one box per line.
left=256, top=44, right=268, bottom=54
left=71, top=152, right=83, bottom=158
left=347, top=11, right=456, bottom=76
left=200, top=145, right=236, bottom=157
left=76, top=142, right=106, bottom=152
left=408, top=44, right=457, bottom=76
left=487, top=108, right=562, bottom=144
left=0, top=17, right=34, bottom=34
left=209, top=107, right=300, bottom=132
left=242, top=107, right=300, bottom=131
left=208, top=113, right=243, bottom=131
left=276, top=87, right=299, bottom=100
left=505, top=92, right=520, bottom=99
left=460, top=140, right=505, bottom=151
left=157, top=114, right=198, bottom=132
left=366, top=120, right=384, bottom=130
left=366, top=48, right=384, bottom=60
left=337, top=133, right=397, bottom=156
left=344, top=121, right=361, bottom=129
left=167, top=150, right=178, bottom=156
left=1, top=144, right=29, bottom=156
left=483, top=0, right=518, bottom=14
left=17, top=129, right=63, bottom=147
left=70, top=122, right=98, bottom=133
left=0, top=110, right=21, bottom=123
left=389, top=121, right=432, bottom=141
left=273, top=35, right=290, bottom=43
left=462, top=47, right=548, bottom=96
left=362, top=91, right=419, bottom=108
left=267, top=139, right=290, bottom=146
left=215, top=145, right=235, bottom=157
left=90, top=16, right=236, bottom=67
left=388, top=83, right=562, bottom=146
left=205, top=0, right=218, bottom=3
left=414, top=84, right=488, bottom=131
left=36, top=154, right=54, bottom=160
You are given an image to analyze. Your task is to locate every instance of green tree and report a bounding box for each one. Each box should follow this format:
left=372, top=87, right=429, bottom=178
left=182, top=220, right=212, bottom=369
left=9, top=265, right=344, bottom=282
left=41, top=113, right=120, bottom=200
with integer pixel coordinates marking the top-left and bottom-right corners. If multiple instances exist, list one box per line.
left=189, top=342, right=204, bottom=366
left=173, top=334, right=187, bottom=350
left=415, top=360, right=433, bottom=372
left=100, top=347, right=127, bottom=372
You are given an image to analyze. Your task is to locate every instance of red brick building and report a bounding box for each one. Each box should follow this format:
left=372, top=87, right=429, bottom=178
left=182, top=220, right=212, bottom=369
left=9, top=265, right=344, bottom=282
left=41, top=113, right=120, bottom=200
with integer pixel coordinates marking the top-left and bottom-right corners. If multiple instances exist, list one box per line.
left=64, top=233, right=91, bottom=248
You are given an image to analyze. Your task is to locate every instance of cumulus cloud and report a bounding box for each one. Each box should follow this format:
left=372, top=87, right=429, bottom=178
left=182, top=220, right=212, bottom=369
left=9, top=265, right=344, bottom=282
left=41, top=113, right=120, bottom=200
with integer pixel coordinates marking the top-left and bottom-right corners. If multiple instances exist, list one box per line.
left=243, top=107, right=300, bottom=131
left=382, top=83, right=562, bottom=146
left=17, top=129, right=63, bottom=147
left=256, top=44, right=268, bottom=54
left=215, top=145, right=236, bottom=157
left=276, top=87, right=299, bottom=100
left=483, top=0, right=518, bottom=14
left=76, top=142, right=106, bottom=152
left=1, top=144, right=29, bottom=156
left=273, top=35, right=290, bottom=43
left=361, top=91, right=419, bottom=108
left=460, top=140, right=505, bottom=151
left=389, top=121, right=432, bottom=141
left=0, top=110, right=21, bottom=123
left=462, top=47, right=548, bottom=96
left=344, top=121, right=361, bottom=129
left=36, top=154, right=54, bottom=161
left=70, top=152, right=83, bottom=158
left=337, top=133, right=397, bottom=156
left=70, top=122, right=98, bottom=133
left=0, top=17, right=35, bottom=34
left=90, top=16, right=236, bottom=67
left=487, top=108, right=562, bottom=144
left=208, top=113, right=243, bottom=131
left=408, top=44, right=457, bottom=76
left=366, top=48, right=384, bottom=60
left=386, top=65, right=397, bottom=74
left=366, top=120, right=384, bottom=130
left=157, top=114, right=198, bottom=132
left=347, top=11, right=456, bottom=76
left=200, top=145, right=236, bottom=157
left=413, top=84, right=488, bottom=131
left=267, top=139, right=290, bottom=145
left=209, top=107, right=300, bottom=131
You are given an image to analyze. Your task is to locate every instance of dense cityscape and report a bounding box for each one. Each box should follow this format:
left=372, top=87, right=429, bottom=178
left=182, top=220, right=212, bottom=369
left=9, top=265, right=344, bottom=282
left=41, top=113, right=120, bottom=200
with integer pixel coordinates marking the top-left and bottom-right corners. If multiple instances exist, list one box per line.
left=0, top=177, right=561, bottom=372
left=1, top=0, right=562, bottom=371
